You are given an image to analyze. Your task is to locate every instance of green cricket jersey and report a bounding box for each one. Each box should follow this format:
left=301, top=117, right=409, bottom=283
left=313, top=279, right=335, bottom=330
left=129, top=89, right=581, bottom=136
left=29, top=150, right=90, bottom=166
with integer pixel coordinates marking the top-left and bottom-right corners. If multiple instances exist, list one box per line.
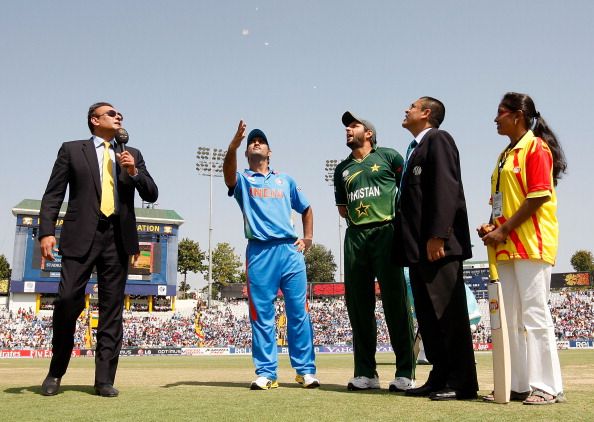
left=333, top=147, right=404, bottom=226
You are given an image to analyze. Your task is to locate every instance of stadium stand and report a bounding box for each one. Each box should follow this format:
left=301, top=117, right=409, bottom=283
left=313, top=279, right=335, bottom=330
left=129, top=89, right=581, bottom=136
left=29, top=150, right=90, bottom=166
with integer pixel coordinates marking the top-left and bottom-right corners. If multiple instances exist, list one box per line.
left=1, top=290, right=592, bottom=350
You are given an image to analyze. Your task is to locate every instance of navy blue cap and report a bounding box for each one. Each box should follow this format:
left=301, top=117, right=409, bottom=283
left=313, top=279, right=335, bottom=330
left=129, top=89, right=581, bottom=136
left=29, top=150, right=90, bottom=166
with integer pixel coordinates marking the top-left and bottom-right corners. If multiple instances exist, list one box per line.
left=247, top=129, right=268, bottom=145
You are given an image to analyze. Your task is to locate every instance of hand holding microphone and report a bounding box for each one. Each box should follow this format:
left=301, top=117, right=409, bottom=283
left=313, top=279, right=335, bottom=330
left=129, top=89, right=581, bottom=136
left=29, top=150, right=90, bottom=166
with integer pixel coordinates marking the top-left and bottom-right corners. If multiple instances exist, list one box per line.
left=115, top=128, right=129, bottom=151
left=115, top=128, right=137, bottom=176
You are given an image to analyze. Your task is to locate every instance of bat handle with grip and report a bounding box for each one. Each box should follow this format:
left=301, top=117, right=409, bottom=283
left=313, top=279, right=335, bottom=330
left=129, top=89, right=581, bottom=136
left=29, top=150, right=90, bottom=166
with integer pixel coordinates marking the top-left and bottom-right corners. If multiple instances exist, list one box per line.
left=488, top=245, right=499, bottom=281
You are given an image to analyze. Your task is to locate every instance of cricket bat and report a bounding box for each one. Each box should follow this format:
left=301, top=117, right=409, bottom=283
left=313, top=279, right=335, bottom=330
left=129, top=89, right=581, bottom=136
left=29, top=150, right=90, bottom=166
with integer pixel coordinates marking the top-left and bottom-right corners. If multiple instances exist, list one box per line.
left=487, top=246, right=511, bottom=404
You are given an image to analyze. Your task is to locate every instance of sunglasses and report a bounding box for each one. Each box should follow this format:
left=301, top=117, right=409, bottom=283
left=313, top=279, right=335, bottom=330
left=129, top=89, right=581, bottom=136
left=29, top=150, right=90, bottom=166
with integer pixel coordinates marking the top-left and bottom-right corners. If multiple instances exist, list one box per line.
left=95, top=110, right=123, bottom=120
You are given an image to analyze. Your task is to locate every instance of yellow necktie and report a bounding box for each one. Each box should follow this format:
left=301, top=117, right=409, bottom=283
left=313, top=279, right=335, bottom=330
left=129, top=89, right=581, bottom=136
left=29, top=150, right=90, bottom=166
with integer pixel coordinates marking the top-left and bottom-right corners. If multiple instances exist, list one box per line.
left=100, top=141, right=115, bottom=216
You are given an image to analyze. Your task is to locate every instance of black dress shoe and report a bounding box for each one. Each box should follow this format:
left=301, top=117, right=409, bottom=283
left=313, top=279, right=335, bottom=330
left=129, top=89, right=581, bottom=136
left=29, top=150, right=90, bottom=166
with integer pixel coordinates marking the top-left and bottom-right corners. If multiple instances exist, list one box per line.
left=405, top=383, right=438, bottom=397
left=41, top=376, right=61, bottom=396
left=94, top=384, right=119, bottom=397
left=430, top=387, right=477, bottom=401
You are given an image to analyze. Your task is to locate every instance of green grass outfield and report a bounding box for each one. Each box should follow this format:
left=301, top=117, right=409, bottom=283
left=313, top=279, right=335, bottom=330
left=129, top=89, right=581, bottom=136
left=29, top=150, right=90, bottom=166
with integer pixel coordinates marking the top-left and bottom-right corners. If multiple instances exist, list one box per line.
left=1, top=350, right=593, bottom=421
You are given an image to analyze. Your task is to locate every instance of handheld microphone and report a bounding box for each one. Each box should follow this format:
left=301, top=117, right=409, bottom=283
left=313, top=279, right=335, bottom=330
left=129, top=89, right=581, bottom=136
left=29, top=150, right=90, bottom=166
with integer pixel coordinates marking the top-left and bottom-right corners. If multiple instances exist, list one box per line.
left=115, top=128, right=129, bottom=152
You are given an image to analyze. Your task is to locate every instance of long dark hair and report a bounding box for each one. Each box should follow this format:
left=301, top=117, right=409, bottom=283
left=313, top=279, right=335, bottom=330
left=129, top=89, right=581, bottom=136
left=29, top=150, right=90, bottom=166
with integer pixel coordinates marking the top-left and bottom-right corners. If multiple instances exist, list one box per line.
left=500, top=92, right=567, bottom=185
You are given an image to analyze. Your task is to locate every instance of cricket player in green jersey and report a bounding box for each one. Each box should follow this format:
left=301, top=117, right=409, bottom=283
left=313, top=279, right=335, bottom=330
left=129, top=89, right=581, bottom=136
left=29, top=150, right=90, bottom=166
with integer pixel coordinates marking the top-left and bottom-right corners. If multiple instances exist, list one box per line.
left=334, top=111, right=415, bottom=392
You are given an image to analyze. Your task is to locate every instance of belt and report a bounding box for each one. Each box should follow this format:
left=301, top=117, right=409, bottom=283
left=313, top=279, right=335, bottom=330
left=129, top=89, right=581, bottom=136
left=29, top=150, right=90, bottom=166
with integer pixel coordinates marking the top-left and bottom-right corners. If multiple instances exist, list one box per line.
left=97, top=214, right=118, bottom=232
left=347, top=220, right=392, bottom=230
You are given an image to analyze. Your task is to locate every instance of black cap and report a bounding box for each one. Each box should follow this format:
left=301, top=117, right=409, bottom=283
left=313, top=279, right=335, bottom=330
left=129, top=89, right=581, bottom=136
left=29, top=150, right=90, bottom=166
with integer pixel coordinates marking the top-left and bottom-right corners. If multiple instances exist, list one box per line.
left=342, top=111, right=377, bottom=144
left=246, top=129, right=268, bottom=145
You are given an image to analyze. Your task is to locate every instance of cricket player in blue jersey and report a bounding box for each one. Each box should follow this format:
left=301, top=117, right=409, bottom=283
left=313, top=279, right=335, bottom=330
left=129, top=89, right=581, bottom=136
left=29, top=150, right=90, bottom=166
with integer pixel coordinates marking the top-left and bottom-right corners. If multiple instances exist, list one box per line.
left=223, top=120, right=319, bottom=390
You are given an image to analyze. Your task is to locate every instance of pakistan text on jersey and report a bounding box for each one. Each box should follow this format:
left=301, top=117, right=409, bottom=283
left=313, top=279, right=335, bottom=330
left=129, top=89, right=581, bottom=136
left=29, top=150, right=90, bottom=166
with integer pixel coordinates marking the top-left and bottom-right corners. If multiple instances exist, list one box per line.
left=348, top=186, right=381, bottom=202
left=249, top=187, right=285, bottom=198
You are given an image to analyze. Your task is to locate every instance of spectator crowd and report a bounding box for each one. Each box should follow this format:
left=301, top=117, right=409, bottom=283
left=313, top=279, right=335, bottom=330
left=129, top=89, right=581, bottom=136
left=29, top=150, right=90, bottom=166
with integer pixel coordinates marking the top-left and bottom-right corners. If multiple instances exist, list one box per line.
left=2, top=289, right=593, bottom=350
left=551, top=289, right=594, bottom=341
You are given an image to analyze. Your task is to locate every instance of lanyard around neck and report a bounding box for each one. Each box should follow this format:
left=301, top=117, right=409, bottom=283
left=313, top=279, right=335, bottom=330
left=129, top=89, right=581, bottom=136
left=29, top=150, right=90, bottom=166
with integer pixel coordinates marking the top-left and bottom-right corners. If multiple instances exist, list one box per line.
left=495, top=146, right=513, bottom=193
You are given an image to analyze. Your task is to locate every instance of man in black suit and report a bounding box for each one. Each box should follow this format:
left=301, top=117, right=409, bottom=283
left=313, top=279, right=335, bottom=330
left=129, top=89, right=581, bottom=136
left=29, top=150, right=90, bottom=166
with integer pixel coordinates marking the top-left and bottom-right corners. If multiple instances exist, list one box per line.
left=394, top=97, right=478, bottom=401
left=39, top=102, right=158, bottom=397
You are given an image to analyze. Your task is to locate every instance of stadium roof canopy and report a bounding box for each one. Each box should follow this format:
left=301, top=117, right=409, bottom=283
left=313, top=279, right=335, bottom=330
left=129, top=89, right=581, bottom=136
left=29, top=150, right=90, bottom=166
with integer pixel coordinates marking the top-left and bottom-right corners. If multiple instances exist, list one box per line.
left=12, top=199, right=184, bottom=225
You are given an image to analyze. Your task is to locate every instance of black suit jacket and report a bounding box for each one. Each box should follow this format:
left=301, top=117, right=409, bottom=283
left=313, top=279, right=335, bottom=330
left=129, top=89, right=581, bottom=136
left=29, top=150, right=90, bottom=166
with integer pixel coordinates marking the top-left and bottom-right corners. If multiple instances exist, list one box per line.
left=394, top=128, right=472, bottom=266
left=39, top=138, right=158, bottom=257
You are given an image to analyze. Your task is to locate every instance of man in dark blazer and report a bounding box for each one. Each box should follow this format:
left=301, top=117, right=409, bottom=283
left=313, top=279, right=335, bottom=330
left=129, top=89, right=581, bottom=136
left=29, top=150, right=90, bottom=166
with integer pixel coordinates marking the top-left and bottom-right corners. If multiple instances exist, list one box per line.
left=39, top=102, right=158, bottom=397
left=394, top=97, right=478, bottom=401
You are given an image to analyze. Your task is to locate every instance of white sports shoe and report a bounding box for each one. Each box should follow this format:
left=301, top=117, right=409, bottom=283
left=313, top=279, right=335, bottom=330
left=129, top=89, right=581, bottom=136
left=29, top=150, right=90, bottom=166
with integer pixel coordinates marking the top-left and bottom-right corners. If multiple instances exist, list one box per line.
left=295, top=374, right=320, bottom=389
left=388, top=377, right=416, bottom=392
left=347, top=375, right=380, bottom=391
left=250, top=376, right=279, bottom=390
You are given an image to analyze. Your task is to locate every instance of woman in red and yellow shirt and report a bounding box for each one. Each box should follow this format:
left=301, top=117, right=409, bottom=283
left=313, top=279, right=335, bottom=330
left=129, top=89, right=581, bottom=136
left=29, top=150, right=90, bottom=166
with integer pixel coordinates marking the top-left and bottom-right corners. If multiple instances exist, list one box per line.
left=479, top=92, right=567, bottom=404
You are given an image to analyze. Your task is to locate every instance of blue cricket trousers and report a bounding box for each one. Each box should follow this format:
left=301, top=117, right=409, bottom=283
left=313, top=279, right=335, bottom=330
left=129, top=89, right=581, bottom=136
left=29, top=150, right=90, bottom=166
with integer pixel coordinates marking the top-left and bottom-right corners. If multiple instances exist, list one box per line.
left=246, top=238, right=316, bottom=380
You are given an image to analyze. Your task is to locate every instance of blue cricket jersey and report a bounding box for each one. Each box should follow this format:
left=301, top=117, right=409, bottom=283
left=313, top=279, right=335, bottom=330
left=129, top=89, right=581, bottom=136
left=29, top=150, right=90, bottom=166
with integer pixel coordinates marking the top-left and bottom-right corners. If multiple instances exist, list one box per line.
left=229, top=169, right=310, bottom=241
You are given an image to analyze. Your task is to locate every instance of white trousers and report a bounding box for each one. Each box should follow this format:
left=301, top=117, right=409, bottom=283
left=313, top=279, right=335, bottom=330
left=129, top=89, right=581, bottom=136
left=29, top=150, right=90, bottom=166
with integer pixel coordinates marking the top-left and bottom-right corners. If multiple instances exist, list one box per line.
left=497, top=260, right=563, bottom=395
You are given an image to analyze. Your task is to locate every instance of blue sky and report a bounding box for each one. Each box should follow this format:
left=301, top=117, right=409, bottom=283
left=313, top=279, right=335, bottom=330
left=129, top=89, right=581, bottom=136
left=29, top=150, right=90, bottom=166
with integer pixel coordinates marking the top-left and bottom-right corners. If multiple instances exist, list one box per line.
left=1, top=1, right=593, bottom=287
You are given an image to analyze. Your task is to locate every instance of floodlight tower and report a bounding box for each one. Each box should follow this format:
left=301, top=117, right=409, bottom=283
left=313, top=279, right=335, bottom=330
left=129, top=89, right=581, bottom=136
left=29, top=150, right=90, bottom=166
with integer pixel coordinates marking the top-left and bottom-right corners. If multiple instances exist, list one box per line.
left=324, top=159, right=344, bottom=283
left=195, top=147, right=227, bottom=307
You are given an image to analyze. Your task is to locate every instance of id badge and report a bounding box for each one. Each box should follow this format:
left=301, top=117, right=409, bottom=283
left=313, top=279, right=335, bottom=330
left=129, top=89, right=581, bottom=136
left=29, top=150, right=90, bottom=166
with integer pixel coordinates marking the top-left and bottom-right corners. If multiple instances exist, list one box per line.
left=492, top=192, right=503, bottom=219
